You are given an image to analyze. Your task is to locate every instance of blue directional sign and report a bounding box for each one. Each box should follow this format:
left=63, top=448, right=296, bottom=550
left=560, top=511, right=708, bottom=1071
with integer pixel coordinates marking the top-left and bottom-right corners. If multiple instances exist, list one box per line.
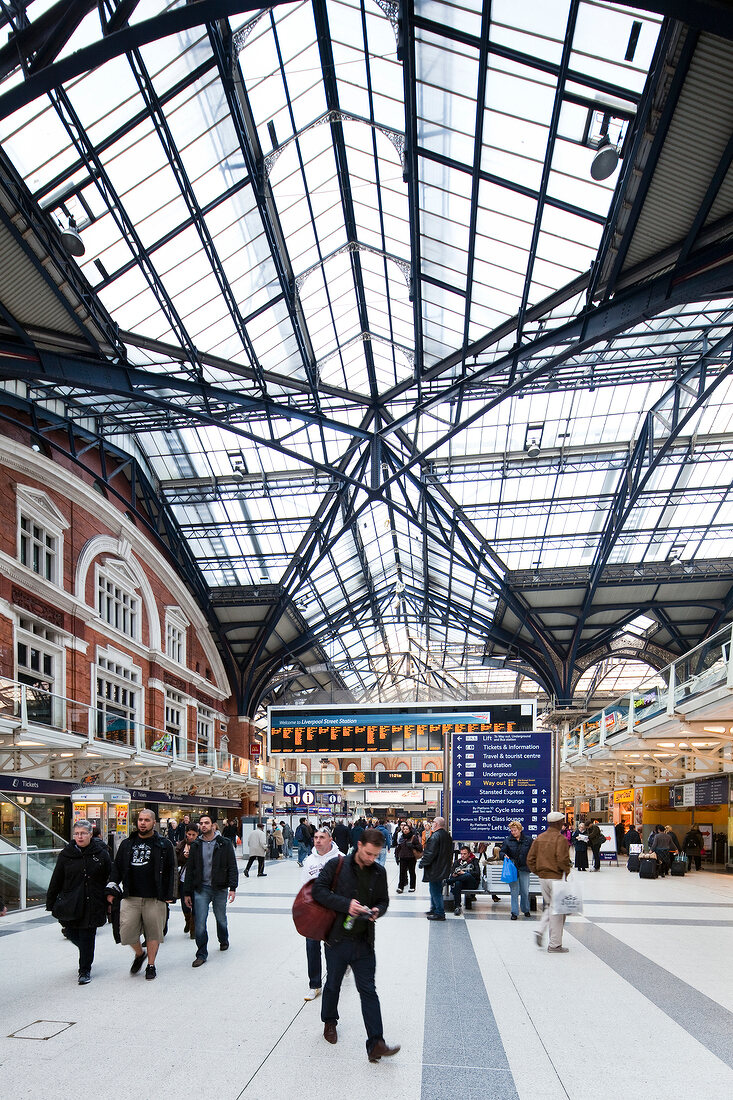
left=326, top=793, right=340, bottom=805
left=451, top=730, right=552, bottom=842
left=283, top=781, right=300, bottom=798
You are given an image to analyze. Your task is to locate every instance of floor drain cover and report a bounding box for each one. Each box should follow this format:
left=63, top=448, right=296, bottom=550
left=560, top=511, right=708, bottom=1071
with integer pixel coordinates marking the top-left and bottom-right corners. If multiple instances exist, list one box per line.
left=9, top=1020, right=75, bottom=1041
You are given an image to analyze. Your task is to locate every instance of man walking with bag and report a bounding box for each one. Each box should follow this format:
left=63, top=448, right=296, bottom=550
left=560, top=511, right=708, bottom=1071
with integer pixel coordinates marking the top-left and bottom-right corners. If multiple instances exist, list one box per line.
left=527, top=811, right=572, bottom=953
left=301, top=826, right=340, bottom=1001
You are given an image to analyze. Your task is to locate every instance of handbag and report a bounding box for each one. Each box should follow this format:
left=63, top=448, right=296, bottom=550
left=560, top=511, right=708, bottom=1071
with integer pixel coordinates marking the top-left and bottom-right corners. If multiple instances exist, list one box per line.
left=551, top=874, right=583, bottom=916
left=500, top=856, right=518, bottom=883
left=292, top=856, right=343, bottom=940
left=52, top=882, right=86, bottom=924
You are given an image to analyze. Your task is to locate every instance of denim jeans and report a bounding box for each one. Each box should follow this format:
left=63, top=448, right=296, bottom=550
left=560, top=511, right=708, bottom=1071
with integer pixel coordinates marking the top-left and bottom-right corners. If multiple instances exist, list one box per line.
left=428, top=879, right=445, bottom=916
left=376, top=847, right=387, bottom=866
left=193, top=886, right=229, bottom=959
left=321, top=937, right=384, bottom=1052
left=306, top=937, right=323, bottom=988
left=297, top=843, right=311, bottom=864
left=509, top=869, right=530, bottom=916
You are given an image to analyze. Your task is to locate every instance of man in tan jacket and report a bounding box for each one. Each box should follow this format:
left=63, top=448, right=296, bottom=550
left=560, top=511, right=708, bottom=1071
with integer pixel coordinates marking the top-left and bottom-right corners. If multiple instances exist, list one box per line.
left=527, top=811, right=572, bottom=953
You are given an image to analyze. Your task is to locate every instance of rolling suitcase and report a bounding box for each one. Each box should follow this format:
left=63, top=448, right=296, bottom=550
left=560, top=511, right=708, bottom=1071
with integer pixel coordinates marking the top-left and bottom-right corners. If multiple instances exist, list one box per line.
left=627, top=852, right=640, bottom=872
left=639, top=856, right=658, bottom=879
left=670, top=855, right=687, bottom=877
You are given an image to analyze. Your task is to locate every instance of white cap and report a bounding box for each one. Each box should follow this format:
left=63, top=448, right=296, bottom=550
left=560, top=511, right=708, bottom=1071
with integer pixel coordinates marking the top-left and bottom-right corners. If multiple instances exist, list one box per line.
left=547, top=811, right=565, bottom=823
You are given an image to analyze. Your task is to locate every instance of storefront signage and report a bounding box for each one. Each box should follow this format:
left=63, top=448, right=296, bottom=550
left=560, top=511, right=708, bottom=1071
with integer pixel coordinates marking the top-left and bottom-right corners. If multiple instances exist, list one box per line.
left=450, top=730, right=552, bottom=841
left=0, top=774, right=74, bottom=797
left=613, top=788, right=634, bottom=804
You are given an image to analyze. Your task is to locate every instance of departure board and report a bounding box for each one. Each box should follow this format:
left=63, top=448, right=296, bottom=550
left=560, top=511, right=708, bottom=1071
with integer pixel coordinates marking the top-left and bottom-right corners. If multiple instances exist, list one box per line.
left=268, top=701, right=536, bottom=755
left=451, top=730, right=552, bottom=841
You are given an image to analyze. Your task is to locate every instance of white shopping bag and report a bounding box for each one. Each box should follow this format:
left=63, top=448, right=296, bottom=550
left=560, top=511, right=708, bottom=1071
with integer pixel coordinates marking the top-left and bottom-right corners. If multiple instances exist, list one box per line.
left=551, top=874, right=583, bottom=916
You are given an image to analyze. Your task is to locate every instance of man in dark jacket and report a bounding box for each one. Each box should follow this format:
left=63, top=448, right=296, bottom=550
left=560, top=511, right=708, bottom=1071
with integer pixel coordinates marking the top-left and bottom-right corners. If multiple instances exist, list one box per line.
left=295, top=818, right=313, bottom=866
left=183, top=813, right=238, bottom=967
left=47, top=819, right=112, bottom=983
left=106, top=808, right=177, bottom=980
left=332, top=819, right=350, bottom=854
left=623, top=824, right=641, bottom=853
left=420, top=816, right=453, bottom=921
left=312, top=828, right=400, bottom=1063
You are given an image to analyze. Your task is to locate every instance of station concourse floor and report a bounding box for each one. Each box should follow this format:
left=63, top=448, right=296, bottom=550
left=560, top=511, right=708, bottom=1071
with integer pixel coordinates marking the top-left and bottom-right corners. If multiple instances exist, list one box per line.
left=1, top=853, right=733, bottom=1100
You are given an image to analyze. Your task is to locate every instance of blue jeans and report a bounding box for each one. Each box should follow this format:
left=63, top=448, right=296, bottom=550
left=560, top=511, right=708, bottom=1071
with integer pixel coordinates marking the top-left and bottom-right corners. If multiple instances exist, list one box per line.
left=376, top=847, right=387, bottom=866
left=193, top=886, right=229, bottom=959
left=321, top=937, right=383, bottom=1052
left=306, top=937, right=323, bottom=988
left=428, top=879, right=445, bottom=916
left=509, top=869, right=530, bottom=916
left=297, top=843, right=311, bottom=864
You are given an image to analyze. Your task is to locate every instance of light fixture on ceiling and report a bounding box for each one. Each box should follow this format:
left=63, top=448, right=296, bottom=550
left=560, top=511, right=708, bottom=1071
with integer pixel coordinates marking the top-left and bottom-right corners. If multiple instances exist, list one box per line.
left=526, top=441, right=541, bottom=459
left=61, top=215, right=85, bottom=257
left=544, top=374, right=560, bottom=392
left=590, top=135, right=620, bottom=181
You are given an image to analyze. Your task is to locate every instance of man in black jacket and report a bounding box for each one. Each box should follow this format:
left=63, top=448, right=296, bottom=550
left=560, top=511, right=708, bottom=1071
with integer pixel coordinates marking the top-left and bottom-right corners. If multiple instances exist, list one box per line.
left=312, top=828, right=400, bottom=1063
left=420, top=816, right=453, bottom=920
left=106, top=808, right=177, bottom=980
left=183, top=813, right=238, bottom=967
left=332, top=819, right=350, bottom=854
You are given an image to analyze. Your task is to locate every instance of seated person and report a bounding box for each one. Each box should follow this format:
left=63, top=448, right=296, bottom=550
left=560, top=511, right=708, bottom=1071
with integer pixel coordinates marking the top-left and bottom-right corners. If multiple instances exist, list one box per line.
left=447, top=845, right=481, bottom=916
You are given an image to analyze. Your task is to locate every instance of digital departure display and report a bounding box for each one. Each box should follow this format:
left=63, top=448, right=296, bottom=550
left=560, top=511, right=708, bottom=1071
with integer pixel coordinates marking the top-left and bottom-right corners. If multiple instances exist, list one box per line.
left=268, top=701, right=536, bottom=755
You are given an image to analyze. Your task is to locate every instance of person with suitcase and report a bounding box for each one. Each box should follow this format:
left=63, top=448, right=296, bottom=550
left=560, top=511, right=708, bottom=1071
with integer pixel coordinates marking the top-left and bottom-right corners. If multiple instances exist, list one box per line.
left=650, top=827, right=676, bottom=877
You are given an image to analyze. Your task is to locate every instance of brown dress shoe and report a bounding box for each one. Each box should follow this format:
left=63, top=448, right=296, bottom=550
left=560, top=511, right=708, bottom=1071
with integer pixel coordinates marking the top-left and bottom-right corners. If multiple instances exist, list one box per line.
left=323, top=1022, right=338, bottom=1044
left=368, top=1039, right=401, bottom=1062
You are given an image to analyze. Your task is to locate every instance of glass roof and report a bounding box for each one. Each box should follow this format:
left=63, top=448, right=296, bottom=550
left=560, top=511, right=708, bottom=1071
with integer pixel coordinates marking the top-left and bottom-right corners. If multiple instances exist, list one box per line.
left=1, top=0, right=732, bottom=715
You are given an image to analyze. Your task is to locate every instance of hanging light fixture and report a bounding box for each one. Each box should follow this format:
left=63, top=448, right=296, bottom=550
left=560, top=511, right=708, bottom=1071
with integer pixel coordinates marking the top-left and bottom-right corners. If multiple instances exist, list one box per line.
left=590, top=135, right=620, bottom=181
left=60, top=216, right=85, bottom=257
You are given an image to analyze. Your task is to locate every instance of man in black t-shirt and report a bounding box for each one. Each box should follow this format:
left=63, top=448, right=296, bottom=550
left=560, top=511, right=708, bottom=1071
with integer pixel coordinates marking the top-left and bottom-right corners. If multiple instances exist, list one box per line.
left=107, top=808, right=177, bottom=980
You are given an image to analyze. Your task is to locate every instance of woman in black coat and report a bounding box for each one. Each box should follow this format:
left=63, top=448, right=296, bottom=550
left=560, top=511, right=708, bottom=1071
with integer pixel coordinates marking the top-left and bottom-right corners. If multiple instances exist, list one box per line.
left=572, top=823, right=590, bottom=871
left=46, top=819, right=112, bottom=984
left=394, top=822, right=422, bottom=893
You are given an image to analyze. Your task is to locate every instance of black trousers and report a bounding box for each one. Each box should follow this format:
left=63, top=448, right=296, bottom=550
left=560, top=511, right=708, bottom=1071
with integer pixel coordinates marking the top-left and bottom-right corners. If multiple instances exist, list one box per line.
left=688, top=854, right=702, bottom=870
left=590, top=845, right=601, bottom=870
left=65, top=927, right=97, bottom=973
left=245, top=856, right=265, bottom=874
left=397, top=859, right=416, bottom=890
left=321, top=937, right=383, bottom=1052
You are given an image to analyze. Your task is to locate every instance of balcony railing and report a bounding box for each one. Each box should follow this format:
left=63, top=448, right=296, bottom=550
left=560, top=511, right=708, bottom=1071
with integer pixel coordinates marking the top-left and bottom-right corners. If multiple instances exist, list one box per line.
left=562, top=622, right=733, bottom=760
left=0, top=676, right=258, bottom=781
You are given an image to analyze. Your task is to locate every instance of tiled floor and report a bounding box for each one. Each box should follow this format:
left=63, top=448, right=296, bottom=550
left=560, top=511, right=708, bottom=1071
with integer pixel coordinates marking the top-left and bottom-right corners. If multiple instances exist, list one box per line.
left=1, top=855, right=732, bottom=1099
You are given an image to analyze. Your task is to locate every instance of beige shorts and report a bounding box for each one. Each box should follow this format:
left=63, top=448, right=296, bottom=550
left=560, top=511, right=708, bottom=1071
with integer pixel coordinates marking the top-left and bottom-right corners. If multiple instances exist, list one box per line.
left=119, top=897, right=167, bottom=945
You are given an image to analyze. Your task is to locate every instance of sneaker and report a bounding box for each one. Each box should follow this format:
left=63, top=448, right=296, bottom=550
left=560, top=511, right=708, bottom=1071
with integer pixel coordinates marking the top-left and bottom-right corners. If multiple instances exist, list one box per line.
left=305, top=987, right=321, bottom=1001
left=453, top=905, right=462, bottom=916
left=145, top=964, right=157, bottom=980
left=547, top=946, right=569, bottom=953
left=77, top=971, right=91, bottom=985
left=426, top=913, right=445, bottom=921
left=130, top=954, right=145, bottom=975
left=396, top=887, right=403, bottom=894
left=408, top=887, right=415, bottom=892
left=511, top=914, right=518, bottom=920
left=523, top=912, right=531, bottom=918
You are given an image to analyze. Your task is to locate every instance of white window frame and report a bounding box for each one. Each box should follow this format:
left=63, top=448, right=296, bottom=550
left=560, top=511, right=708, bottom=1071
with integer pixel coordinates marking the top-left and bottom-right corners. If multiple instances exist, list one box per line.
left=165, top=606, right=188, bottom=665
left=94, top=647, right=141, bottom=743
left=196, top=704, right=214, bottom=763
left=16, top=615, right=65, bottom=726
left=165, top=689, right=187, bottom=758
left=16, top=487, right=68, bottom=587
left=95, top=560, right=141, bottom=641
